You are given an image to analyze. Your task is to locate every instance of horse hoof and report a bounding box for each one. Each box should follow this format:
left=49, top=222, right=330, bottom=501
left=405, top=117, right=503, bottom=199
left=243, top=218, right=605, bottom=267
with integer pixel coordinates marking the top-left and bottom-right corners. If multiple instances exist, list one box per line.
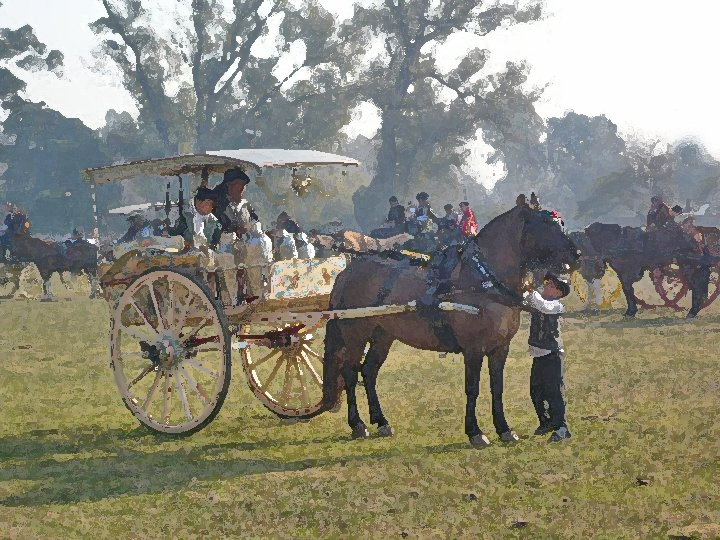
left=377, top=424, right=395, bottom=438
left=351, top=425, right=370, bottom=440
left=687, top=311, right=698, bottom=319
left=470, top=434, right=490, bottom=448
left=500, top=430, right=520, bottom=443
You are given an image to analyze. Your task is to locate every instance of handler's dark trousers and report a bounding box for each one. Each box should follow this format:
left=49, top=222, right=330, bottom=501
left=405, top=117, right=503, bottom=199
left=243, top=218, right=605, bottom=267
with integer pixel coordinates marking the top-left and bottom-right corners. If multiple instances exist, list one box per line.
left=530, top=351, right=567, bottom=429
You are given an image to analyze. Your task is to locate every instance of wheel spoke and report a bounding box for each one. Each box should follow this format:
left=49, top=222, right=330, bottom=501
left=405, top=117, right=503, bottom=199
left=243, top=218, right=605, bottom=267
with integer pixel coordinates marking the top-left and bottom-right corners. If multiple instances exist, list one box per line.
left=280, top=359, right=294, bottom=407
left=163, top=372, right=172, bottom=424
left=174, top=370, right=193, bottom=420
left=142, top=369, right=163, bottom=410
left=148, top=283, right=167, bottom=331
left=302, top=344, right=322, bottom=360
left=182, top=316, right=214, bottom=341
left=184, top=358, right=219, bottom=378
left=128, top=300, right=159, bottom=339
left=175, top=294, right=196, bottom=333
left=260, top=356, right=285, bottom=393
left=178, top=365, right=208, bottom=405
left=300, top=349, right=323, bottom=386
left=295, top=357, right=310, bottom=407
left=169, top=281, right=177, bottom=330
left=120, top=324, right=156, bottom=344
left=128, top=364, right=156, bottom=390
left=248, top=349, right=282, bottom=368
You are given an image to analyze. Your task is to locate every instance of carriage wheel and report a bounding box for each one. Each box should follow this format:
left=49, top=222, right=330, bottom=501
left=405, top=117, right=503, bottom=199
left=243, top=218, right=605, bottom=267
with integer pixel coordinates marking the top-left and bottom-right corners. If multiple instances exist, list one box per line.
left=651, top=265, right=720, bottom=310
left=652, top=265, right=689, bottom=311
left=239, top=319, right=327, bottom=420
left=110, top=268, right=231, bottom=435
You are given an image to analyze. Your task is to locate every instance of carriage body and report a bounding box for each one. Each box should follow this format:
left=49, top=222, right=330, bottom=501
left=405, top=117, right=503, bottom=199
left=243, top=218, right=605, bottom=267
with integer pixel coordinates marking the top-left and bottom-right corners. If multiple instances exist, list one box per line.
left=84, top=150, right=361, bottom=435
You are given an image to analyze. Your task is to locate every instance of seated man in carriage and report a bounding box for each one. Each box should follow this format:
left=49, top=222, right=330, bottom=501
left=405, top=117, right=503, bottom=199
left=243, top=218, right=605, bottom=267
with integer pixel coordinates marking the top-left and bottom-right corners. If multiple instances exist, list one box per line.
left=187, top=168, right=271, bottom=305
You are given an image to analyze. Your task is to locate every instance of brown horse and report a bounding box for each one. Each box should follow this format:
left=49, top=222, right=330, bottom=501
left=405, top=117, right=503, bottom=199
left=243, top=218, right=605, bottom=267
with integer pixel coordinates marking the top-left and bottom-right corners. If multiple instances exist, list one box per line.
left=0, top=234, right=99, bottom=299
left=318, top=203, right=581, bottom=446
left=584, top=223, right=712, bottom=318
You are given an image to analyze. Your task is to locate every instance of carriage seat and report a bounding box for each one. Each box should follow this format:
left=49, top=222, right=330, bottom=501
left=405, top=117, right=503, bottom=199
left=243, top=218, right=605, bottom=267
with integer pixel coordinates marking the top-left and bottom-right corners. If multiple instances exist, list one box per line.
left=112, top=235, right=185, bottom=259
left=339, top=230, right=414, bottom=254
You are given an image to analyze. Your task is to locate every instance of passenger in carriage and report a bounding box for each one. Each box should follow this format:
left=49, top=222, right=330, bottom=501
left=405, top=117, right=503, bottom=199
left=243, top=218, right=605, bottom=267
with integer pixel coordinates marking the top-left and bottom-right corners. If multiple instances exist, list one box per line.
left=275, top=211, right=315, bottom=260
left=212, top=168, right=269, bottom=304
left=116, top=214, right=148, bottom=244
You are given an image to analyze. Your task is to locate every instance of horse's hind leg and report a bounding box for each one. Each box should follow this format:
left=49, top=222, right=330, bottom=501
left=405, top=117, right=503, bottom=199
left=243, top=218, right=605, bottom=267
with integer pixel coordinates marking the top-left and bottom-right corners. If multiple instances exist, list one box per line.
left=463, top=350, right=490, bottom=447
left=321, top=319, right=371, bottom=439
left=362, top=326, right=394, bottom=437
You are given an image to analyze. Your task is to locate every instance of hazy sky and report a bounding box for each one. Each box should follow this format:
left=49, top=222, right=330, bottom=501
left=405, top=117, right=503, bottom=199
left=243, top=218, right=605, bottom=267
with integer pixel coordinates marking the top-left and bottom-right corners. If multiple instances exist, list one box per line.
left=1, top=0, right=719, bottom=187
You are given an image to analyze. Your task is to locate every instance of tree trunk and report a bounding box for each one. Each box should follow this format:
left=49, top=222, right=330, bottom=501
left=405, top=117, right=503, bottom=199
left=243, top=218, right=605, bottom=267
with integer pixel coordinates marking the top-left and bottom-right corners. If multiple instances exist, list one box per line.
left=352, top=109, right=400, bottom=232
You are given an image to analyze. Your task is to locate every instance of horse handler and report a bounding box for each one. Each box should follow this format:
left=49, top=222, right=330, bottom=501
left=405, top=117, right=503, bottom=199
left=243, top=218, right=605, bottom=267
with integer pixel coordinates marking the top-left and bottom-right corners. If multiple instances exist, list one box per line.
left=523, top=272, right=572, bottom=442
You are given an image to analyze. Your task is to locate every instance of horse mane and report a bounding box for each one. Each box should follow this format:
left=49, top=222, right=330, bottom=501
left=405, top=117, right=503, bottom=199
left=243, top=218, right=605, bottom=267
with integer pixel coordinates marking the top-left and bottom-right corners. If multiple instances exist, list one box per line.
left=474, top=205, right=525, bottom=242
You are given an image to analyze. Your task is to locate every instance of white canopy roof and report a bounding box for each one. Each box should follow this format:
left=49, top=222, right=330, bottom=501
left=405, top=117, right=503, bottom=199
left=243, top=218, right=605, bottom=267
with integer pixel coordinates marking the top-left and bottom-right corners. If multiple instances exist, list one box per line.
left=82, top=149, right=360, bottom=185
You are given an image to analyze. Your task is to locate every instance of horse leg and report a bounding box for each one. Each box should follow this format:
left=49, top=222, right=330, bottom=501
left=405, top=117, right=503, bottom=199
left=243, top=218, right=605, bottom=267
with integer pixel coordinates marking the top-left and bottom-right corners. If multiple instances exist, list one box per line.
left=464, top=350, right=490, bottom=447
left=88, top=270, right=99, bottom=299
left=41, top=273, right=54, bottom=301
left=361, top=327, right=394, bottom=437
left=344, top=356, right=370, bottom=439
left=614, top=267, right=638, bottom=317
left=591, top=277, right=603, bottom=313
left=487, top=344, right=518, bottom=442
left=687, top=263, right=710, bottom=318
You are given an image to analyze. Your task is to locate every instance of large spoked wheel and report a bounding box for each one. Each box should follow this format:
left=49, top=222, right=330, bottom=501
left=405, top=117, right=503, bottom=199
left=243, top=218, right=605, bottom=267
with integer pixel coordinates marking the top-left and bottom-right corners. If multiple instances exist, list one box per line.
left=110, top=268, right=231, bottom=436
left=239, top=319, right=326, bottom=420
left=651, top=265, right=720, bottom=310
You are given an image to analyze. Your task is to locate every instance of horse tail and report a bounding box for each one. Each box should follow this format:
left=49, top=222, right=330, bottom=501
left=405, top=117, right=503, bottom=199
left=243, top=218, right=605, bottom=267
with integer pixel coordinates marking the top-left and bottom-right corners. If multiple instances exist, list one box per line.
left=321, top=318, right=346, bottom=411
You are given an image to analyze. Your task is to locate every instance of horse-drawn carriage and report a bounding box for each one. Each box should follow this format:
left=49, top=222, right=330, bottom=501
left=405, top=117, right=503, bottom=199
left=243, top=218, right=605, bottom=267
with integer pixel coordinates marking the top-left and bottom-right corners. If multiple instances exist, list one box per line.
left=570, top=218, right=720, bottom=314
left=83, top=149, right=440, bottom=436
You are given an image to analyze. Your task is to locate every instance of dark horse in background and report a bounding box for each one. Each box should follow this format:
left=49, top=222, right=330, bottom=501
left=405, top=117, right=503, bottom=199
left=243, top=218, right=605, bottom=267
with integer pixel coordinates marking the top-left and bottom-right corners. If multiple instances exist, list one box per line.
left=317, top=202, right=581, bottom=447
left=580, top=222, right=713, bottom=318
left=0, top=233, right=99, bottom=299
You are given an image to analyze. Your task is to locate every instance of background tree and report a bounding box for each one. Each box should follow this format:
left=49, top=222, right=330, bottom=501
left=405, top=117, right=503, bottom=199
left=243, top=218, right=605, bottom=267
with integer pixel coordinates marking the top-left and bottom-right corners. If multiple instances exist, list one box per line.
left=338, top=0, right=543, bottom=231
left=90, top=0, right=352, bottom=154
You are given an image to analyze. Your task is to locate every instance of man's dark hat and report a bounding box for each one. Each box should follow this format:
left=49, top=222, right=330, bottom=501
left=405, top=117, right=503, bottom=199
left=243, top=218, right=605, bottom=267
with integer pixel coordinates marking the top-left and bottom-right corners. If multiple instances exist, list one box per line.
left=389, top=196, right=398, bottom=203
left=672, top=205, right=683, bottom=213
left=545, top=272, right=571, bottom=297
left=195, top=187, right=218, bottom=202
left=222, top=168, right=250, bottom=185
left=416, top=192, right=429, bottom=201
left=278, top=211, right=289, bottom=219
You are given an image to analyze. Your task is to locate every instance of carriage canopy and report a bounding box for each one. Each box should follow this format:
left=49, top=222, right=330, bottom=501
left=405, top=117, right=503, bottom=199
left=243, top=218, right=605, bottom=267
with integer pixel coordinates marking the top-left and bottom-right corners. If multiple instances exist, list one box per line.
left=82, top=149, right=361, bottom=185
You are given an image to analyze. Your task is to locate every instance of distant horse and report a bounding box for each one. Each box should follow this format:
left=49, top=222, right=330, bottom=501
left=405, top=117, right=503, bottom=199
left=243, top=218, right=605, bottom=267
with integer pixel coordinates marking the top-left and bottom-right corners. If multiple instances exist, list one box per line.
left=316, top=203, right=581, bottom=446
left=569, top=231, right=609, bottom=311
left=584, top=222, right=712, bottom=318
left=0, top=235, right=99, bottom=299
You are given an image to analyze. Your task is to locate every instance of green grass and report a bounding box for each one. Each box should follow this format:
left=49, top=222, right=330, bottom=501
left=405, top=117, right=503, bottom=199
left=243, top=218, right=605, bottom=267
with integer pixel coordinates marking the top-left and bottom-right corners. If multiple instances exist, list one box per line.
left=1, top=298, right=719, bottom=539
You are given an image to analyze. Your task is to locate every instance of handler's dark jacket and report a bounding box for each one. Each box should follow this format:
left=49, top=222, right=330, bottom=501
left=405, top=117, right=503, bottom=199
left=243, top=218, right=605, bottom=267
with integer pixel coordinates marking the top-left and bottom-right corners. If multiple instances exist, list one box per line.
left=524, top=291, right=564, bottom=353
left=528, top=312, right=562, bottom=352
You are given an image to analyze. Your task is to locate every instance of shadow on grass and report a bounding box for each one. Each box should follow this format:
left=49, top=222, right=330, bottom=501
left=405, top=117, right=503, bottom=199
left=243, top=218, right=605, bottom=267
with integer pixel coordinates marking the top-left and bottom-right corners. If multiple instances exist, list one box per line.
left=0, top=426, right=479, bottom=507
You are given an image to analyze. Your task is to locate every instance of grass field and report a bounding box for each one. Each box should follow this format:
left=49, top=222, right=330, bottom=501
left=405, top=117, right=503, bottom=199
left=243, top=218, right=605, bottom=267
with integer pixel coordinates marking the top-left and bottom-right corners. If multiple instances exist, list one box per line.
left=1, top=289, right=720, bottom=539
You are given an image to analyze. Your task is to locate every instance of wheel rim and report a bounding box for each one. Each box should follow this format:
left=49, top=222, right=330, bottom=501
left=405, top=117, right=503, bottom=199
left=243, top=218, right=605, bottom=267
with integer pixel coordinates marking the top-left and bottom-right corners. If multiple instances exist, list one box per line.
left=653, top=265, right=689, bottom=311
left=240, top=320, right=325, bottom=417
left=111, top=270, right=229, bottom=433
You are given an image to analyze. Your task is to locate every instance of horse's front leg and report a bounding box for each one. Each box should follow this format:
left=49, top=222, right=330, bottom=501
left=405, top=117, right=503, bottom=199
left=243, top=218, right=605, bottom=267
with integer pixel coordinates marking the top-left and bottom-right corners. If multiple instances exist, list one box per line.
left=463, top=351, right=490, bottom=447
left=487, top=345, right=518, bottom=442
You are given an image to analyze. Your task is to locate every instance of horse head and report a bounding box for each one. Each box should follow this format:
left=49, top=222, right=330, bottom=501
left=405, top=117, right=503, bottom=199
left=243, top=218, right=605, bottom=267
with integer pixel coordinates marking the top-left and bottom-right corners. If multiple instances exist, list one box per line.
left=519, top=206, right=581, bottom=278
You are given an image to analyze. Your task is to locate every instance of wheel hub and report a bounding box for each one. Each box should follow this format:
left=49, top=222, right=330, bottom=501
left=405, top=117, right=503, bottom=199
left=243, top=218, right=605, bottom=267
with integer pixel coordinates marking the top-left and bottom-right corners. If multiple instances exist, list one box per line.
left=155, top=335, right=185, bottom=369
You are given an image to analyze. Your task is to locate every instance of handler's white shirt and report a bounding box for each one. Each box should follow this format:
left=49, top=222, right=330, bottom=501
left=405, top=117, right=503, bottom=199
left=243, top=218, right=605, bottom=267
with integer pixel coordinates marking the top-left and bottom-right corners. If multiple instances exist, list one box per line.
left=523, top=290, right=564, bottom=357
